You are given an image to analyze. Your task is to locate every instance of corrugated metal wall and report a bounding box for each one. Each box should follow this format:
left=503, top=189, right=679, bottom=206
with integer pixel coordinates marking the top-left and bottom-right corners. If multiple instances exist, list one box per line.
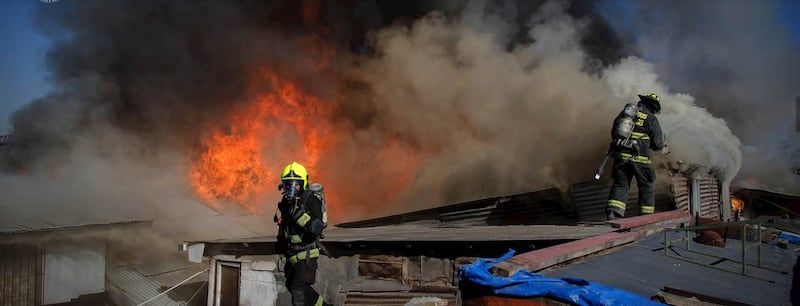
left=342, top=173, right=705, bottom=227
left=672, top=175, right=690, bottom=213
left=0, top=244, right=42, bottom=306
left=340, top=188, right=572, bottom=228
left=698, top=176, right=720, bottom=218
left=440, top=188, right=571, bottom=226
left=570, top=179, right=676, bottom=222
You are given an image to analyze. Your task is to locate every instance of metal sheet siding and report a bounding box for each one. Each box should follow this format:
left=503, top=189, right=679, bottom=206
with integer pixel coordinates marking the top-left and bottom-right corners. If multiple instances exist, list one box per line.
left=342, top=189, right=572, bottom=228
left=570, top=181, right=613, bottom=222
left=569, top=179, right=676, bottom=222
left=671, top=175, right=690, bottom=214
left=440, top=188, right=570, bottom=226
left=0, top=244, right=42, bottom=306
left=699, top=176, right=720, bottom=218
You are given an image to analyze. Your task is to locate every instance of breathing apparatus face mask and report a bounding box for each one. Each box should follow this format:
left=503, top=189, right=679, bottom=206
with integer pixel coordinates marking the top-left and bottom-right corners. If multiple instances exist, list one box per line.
left=279, top=180, right=303, bottom=200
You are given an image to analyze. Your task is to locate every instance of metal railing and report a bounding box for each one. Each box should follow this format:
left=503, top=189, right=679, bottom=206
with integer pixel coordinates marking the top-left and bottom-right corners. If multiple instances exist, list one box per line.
left=662, top=220, right=787, bottom=283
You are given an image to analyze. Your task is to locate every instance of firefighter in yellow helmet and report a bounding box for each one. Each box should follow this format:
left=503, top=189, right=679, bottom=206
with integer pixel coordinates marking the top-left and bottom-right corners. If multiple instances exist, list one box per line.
left=275, top=162, right=332, bottom=306
left=606, top=93, right=666, bottom=220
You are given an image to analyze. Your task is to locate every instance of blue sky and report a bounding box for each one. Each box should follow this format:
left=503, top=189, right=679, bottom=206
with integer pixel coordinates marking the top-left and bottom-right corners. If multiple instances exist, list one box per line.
left=779, top=0, right=800, bottom=40
left=0, top=0, right=52, bottom=134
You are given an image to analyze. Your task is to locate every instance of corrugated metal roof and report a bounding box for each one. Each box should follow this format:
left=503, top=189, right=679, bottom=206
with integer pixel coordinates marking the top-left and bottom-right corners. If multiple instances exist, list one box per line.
left=341, top=177, right=683, bottom=228
left=567, top=178, right=676, bottom=222
left=108, top=265, right=177, bottom=306
left=0, top=220, right=150, bottom=236
left=569, top=180, right=621, bottom=222
left=132, top=258, right=195, bottom=277
left=340, top=188, right=571, bottom=228
left=107, top=263, right=208, bottom=306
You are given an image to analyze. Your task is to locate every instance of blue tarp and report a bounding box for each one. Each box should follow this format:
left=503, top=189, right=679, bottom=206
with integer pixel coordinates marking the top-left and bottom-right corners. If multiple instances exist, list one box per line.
left=778, top=233, right=800, bottom=244
left=458, top=249, right=663, bottom=306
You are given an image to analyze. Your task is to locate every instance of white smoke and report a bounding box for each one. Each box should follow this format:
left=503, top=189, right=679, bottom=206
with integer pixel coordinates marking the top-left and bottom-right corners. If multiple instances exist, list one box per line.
left=344, top=0, right=743, bottom=214
left=599, top=0, right=800, bottom=193
left=602, top=57, right=742, bottom=182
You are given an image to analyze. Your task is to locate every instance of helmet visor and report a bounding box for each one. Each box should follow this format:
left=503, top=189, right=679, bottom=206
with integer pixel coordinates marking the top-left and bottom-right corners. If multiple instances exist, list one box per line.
left=280, top=180, right=303, bottom=199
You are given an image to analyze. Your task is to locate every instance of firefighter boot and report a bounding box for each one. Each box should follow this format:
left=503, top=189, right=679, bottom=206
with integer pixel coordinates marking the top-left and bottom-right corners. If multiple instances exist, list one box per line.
left=606, top=210, right=622, bottom=221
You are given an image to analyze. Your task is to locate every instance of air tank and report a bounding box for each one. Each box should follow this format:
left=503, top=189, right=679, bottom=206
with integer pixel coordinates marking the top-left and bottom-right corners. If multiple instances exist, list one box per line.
left=614, top=103, right=639, bottom=139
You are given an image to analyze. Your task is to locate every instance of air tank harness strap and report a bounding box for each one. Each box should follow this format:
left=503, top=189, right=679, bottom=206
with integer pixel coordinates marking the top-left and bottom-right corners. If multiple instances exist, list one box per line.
left=288, top=248, right=320, bottom=265
left=617, top=152, right=651, bottom=164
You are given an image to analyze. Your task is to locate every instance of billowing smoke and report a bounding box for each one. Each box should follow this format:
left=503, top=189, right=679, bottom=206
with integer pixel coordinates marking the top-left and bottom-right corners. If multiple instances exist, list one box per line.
left=599, top=0, right=800, bottom=193
left=343, top=0, right=742, bottom=214
left=2, top=0, right=748, bottom=231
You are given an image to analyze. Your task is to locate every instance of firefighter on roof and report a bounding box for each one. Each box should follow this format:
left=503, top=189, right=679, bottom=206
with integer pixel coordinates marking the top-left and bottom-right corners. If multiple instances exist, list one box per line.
left=606, top=93, right=667, bottom=220
left=275, top=162, right=332, bottom=306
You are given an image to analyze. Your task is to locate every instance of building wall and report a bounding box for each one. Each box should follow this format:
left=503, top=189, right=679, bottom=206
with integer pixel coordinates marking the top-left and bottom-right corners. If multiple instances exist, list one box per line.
left=0, top=243, right=42, bottom=306
left=239, top=261, right=279, bottom=306
left=42, top=240, right=106, bottom=305
left=207, top=256, right=280, bottom=306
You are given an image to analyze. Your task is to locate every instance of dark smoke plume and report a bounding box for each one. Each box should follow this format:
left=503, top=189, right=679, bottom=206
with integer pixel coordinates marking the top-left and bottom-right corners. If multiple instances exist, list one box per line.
left=2, top=0, right=745, bottom=230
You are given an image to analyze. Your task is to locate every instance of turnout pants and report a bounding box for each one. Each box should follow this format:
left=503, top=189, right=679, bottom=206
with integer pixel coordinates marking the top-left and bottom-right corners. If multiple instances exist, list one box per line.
left=606, top=157, right=656, bottom=217
left=284, top=257, right=327, bottom=306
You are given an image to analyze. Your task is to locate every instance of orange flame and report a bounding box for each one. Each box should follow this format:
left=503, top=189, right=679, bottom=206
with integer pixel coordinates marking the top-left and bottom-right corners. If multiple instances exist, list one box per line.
left=731, top=197, right=745, bottom=212
left=189, top=35, right=425, bottom=220
left=189, top=71, right=333, bottom=212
